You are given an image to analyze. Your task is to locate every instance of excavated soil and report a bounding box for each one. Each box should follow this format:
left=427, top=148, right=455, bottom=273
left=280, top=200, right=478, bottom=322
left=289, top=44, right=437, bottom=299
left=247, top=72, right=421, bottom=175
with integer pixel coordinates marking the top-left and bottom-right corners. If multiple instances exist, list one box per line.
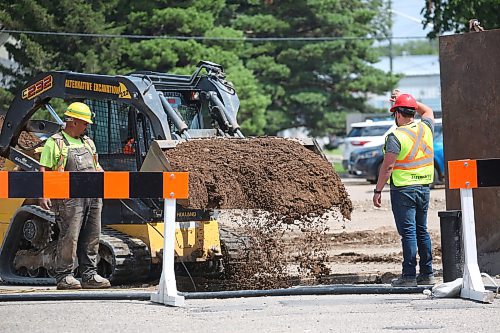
left=165, top=137, right=352, bottom=221
left=165, top=137, right=352, bottom=290
left=0, top=115, right=41, bottom=170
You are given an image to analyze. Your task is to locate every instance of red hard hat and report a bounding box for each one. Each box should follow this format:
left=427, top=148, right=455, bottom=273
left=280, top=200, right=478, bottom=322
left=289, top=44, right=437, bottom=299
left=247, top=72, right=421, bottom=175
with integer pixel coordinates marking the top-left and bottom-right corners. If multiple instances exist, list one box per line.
left=390, top=94, right=418, bottom=112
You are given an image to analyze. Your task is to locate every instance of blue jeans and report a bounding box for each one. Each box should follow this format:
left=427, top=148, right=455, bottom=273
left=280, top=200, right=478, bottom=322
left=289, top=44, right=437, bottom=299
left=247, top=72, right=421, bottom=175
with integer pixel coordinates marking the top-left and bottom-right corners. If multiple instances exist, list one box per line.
left=390, top=185, right=433, bottom=278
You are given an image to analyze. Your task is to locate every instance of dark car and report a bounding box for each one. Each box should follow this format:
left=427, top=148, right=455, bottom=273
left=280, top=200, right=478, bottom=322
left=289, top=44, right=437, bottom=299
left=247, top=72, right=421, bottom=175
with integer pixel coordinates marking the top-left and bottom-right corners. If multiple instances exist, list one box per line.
left=348, top=120, right=444, bottom=186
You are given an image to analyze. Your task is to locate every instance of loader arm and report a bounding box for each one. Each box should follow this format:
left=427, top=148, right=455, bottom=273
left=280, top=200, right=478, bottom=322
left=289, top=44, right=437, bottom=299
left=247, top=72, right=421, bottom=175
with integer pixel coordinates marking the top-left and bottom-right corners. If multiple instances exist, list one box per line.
left=0, top=71, right=172, bottom=159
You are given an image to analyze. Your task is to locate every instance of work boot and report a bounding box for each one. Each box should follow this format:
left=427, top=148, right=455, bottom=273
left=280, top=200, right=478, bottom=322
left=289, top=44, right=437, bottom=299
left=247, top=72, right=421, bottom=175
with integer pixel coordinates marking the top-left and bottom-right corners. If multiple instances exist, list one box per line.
left=417, top=274, right=436, bottom=285
left=391, top=276, right=417, bottom=287
left=57, top=275, right=82, bottom=290
left=81, top=274, right=111, bottom=289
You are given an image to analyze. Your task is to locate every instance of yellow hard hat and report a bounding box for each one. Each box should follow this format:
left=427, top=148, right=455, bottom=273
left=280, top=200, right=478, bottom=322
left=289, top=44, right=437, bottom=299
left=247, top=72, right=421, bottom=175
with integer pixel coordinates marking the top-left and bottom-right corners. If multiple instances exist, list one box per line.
left=64, top=102, right=94, bottom=124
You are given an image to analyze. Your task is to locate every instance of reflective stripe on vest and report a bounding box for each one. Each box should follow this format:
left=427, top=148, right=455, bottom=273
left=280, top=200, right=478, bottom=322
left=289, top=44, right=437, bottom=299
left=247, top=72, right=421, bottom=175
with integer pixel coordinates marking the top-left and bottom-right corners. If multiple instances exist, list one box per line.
left=391, top=122, right=434, bottom=186
left=52, top=132, right=98, bottom=171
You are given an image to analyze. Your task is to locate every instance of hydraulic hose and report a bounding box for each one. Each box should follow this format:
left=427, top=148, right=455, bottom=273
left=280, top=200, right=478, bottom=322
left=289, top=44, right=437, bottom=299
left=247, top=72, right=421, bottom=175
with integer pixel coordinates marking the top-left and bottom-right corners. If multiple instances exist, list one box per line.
left=0, top=284, right=429, bottom=302
left=158, top=93, right=190, bottom=137
left=207, top=91, right=242, bottom=135
left=1, top=284, right=497, bottom=302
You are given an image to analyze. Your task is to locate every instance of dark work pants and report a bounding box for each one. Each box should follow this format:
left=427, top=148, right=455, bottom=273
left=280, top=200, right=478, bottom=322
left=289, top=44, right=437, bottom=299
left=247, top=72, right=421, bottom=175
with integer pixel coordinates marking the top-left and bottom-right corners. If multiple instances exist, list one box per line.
left=53, top=198, right=102, bottom=282
left=390, top=185, right=433, bottom=278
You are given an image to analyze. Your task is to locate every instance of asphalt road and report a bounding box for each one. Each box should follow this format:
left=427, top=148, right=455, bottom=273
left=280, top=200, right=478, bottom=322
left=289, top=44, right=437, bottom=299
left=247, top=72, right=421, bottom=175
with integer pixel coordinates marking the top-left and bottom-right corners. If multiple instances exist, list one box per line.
left=0, top=293, right=499, bottom=332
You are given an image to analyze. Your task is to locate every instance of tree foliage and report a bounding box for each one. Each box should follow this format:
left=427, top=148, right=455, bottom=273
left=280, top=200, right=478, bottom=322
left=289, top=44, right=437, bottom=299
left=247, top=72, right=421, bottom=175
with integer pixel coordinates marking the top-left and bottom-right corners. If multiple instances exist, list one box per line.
left=0, top=0, right=398, bottom=135
left=228, top=0, right=398, bottom=135
left=422, top=0, right=500, bottom=38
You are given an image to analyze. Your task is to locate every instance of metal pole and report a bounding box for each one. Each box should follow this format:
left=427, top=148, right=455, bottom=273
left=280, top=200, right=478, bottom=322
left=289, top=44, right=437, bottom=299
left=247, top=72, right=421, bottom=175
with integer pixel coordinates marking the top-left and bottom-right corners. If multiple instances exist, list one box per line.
left=388, top=0, right=393, bottom=74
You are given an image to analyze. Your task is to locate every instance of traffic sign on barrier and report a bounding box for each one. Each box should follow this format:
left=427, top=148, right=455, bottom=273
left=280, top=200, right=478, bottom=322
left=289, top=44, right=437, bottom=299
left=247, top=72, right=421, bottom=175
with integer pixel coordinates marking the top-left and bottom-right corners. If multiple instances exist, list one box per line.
left=0, top=170, right=189, bottom=307
left=0, top=171, right=189, bottom=199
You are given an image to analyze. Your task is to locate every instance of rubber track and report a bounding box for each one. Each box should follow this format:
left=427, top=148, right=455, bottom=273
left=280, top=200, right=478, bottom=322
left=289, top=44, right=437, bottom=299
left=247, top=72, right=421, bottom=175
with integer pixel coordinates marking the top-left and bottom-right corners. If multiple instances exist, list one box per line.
left=219, top=226, right=250, bottom=265
left=0, top=205, right=151, bottom=286
left=0, top=206, right=56, bottom=285
left=99, top=227, right=151, bottom=284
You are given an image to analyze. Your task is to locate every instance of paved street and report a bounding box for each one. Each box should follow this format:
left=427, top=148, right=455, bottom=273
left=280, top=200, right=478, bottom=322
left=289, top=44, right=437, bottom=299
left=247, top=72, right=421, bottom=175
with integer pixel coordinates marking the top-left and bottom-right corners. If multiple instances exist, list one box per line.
left=0, top=293, right=499, bottom=332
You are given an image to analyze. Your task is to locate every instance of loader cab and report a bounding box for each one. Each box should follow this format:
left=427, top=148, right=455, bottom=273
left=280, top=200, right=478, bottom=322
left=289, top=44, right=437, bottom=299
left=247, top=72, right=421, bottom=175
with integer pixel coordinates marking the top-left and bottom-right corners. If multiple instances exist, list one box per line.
left=84, top=99, right=154, bottom=172
left=84, top=92, right=209, bottom=171
left=161, top=91, right=207, bottom=132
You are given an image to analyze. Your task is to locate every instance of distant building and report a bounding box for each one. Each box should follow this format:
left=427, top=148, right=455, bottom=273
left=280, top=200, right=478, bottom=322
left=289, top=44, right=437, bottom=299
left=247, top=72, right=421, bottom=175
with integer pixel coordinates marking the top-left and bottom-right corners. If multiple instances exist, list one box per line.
left=368, top=54, right=441, bottom=113
left=343, top=54, right=441, bottom=133
left=345, top=55, right=441, bottom=133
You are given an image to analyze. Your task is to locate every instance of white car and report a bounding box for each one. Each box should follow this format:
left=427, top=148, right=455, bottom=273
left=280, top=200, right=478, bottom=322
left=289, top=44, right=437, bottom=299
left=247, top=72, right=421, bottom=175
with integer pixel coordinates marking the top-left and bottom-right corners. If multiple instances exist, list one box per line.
left=342, top=120, right=395, bottom=170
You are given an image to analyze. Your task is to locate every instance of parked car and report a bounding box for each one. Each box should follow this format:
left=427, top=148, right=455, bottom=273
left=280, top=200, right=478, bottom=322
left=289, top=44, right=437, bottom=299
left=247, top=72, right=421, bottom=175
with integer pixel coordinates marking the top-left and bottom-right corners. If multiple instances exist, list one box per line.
left=348, top=119, right=444, bottom=186
left=342, top=120, right=395, bottom=170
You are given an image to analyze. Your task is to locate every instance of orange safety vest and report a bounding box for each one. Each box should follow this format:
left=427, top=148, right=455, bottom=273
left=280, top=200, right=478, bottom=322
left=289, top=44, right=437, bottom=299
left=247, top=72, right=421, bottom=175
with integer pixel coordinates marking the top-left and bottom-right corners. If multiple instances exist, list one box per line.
left=124, top=138, right=135, bottom=154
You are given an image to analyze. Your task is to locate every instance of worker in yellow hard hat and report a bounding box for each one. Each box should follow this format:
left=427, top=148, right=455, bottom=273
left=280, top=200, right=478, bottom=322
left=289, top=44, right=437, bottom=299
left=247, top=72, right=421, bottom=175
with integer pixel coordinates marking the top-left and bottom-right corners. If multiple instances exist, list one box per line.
left=63, top=101, right=94, bottom=124
left=38, top=102, right=110, bottom=290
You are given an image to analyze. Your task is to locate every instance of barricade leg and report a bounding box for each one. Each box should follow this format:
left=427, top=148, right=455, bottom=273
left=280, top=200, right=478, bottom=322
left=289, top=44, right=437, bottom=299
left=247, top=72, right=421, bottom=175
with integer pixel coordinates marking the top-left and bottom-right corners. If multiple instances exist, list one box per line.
left=150, top=199, right=185, bottom=306
left=459, top=188, right=494, bottom=303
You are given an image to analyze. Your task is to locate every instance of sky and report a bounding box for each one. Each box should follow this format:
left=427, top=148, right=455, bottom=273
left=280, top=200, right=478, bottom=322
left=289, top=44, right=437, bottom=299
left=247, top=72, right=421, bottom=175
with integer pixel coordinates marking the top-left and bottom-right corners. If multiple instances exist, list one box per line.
left=392, top=0, right=433, bottom=41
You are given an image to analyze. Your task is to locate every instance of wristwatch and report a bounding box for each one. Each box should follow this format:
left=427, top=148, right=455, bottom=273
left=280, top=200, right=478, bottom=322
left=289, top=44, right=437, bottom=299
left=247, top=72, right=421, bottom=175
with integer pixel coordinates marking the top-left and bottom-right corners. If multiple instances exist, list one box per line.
left=373, top=189, right=382, bottom=194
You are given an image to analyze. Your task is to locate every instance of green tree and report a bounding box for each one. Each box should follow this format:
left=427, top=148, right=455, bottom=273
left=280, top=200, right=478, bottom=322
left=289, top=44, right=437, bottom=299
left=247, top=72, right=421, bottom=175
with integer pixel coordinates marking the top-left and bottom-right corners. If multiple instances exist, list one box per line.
left=117, top=0, right=270, bottom=134
left=0, top=0, right=271, bottom=135
left=422, top=0, right=500, bottom=38
left=229, top=0, right=398, bottom=136
left=0, top=0, right=124, bottom=110
left=0, top=0, right=398, bottom=136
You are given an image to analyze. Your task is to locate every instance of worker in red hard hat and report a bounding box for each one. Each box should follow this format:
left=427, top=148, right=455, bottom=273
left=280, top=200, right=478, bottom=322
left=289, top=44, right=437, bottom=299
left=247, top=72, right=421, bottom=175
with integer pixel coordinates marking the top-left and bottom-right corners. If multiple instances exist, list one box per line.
left=373, top=89, right=436, bottom=287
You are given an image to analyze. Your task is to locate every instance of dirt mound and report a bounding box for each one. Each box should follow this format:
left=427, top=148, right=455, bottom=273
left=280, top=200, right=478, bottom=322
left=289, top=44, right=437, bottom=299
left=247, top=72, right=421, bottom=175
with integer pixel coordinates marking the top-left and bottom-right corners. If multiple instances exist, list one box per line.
left=0, top=115, right=41, bottom=170
left=165, top=137, right=352, bottom=221
left=165, top=137, right=352, bottom=290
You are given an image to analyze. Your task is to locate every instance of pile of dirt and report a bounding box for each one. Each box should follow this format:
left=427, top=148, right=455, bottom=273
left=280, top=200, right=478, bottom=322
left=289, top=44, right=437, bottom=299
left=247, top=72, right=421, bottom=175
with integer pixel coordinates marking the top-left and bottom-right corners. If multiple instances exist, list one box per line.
left=0, top=115, right=41, bottom=170
left=165, top=137, right=352, bottom=290
left=165, top=137, right=352, bottom=221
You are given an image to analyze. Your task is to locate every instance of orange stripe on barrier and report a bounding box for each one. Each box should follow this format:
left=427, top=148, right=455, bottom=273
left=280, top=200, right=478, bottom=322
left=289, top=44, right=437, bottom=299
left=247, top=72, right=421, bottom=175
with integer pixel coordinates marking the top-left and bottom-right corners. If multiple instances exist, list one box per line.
left=163, top=172, right=189, bottom=199
left=0, top=171, right=8, bottom=198
left=43, top=172, right=70, bottom=198
left=104, top=172, right=129, bottom=199
left=448, top=159, right=478, bottom=189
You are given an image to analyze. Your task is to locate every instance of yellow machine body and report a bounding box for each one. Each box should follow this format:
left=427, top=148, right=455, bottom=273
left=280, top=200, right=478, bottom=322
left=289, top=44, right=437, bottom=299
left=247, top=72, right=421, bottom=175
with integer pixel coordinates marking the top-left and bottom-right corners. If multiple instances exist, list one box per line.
left=109, top=219, right=222, bottom=264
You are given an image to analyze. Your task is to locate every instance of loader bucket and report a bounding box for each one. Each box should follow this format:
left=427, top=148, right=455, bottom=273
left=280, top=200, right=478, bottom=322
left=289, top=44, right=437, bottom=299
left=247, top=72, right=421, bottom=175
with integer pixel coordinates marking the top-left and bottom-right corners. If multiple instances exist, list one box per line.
left=140, top=136, right=327, bottom=175
left=140, top=140, right=179, bottom=172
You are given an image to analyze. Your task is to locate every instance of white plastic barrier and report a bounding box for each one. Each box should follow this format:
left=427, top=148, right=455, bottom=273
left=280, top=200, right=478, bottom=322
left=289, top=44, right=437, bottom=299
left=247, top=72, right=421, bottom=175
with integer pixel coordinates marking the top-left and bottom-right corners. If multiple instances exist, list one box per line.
left=448, top=159, right=495, bottom=303
left=150, top=198, right=185, bottom=306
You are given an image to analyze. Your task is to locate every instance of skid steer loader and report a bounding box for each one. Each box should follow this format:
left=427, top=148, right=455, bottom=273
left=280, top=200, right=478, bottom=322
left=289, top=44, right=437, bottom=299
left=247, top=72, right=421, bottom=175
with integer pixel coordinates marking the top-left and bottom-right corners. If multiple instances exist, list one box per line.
left=0, top=61, right=322, bottom=285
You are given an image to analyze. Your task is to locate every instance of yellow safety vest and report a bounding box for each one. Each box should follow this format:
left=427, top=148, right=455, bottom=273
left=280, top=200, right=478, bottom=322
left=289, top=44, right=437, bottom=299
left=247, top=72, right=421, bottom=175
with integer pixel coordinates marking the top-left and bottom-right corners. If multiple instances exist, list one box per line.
left=52, top=132, right=99, bottom=172
left=389, top=122, right=434, bottom=186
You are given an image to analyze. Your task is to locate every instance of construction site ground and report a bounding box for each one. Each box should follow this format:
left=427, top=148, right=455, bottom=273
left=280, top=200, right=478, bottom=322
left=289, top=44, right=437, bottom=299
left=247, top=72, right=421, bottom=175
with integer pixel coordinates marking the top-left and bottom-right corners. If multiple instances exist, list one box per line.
left=0, top=174, right=446, bottom=292
left=209, top=176, right=446, bottom=288
left=1, top=174, right=499, bottom=333
left=306, top=176, right=445, bottom=282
